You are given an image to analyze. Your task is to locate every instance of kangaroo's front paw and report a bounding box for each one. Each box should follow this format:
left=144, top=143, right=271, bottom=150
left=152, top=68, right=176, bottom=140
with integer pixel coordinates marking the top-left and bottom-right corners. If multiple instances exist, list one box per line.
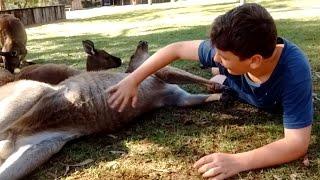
left=208, top=75, right=227, bottom=93
left=206, top=82, right=225, bottom=93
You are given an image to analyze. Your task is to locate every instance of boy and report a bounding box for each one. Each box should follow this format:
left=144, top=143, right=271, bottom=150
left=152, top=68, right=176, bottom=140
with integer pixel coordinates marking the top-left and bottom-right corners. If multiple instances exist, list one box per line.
left=107, top=3, right=313, bottom=179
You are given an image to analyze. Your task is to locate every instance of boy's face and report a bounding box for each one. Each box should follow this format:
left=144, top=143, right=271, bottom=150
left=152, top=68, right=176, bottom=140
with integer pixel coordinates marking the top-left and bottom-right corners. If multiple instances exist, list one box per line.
left=213, top=48, right=251, bottom=75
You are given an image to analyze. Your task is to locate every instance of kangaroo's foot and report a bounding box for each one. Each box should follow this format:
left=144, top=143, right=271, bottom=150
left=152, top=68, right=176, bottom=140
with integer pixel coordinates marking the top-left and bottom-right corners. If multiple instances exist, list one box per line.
left=0, top=131, right=81, bottom=180
left=0, top=140, right=14, bottom=164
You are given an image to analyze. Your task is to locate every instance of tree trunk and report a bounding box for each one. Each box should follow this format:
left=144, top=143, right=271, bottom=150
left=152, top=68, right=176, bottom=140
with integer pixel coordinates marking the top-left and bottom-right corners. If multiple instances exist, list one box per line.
left=71, top=0, right=83, bottom=10
left=0, top=0, right=5, bottom=11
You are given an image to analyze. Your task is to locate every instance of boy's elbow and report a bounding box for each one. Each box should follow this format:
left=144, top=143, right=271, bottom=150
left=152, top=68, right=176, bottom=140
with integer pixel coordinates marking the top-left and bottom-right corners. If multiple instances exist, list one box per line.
left=293, top=143, right=309, bottom=157
left=285, top=135, right=310, bottom=158
left=297, top=140, right=310, bottom=155
left=284, top=125, right=311, bottom=157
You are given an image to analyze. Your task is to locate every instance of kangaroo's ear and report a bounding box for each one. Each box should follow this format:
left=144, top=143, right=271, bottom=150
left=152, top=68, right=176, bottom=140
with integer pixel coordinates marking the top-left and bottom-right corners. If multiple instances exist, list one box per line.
left=82, top=40, right=96, bottom=55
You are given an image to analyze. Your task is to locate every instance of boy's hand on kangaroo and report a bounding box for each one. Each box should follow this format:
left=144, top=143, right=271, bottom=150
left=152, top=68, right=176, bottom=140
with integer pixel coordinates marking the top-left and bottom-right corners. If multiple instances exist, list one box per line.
left=107, top=78, right=138, bottom=112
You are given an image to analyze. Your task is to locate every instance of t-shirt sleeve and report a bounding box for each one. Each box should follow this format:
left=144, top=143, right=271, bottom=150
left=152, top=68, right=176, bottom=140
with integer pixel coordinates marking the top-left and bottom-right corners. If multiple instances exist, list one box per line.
left=282, top=79, right=313, bottom=129
left=198, top=40, right=217, bottom=68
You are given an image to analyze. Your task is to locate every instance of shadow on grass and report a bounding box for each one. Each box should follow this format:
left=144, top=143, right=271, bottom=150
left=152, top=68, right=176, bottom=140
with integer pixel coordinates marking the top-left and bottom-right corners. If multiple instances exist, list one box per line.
left=25, top=18, right=320, bottom=179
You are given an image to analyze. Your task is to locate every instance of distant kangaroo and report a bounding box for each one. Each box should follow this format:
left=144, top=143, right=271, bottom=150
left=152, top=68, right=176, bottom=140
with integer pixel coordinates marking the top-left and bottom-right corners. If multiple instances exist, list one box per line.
left=0, top=41, right=222, bottom=179
left=0, top=40, right=122, bottom=86
left=0, top=14, right=27, bottom=73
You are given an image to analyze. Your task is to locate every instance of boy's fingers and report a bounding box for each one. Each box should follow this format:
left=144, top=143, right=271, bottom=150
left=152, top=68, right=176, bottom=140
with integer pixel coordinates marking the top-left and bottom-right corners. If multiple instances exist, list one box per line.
left=193, top=154, right=214, bottom=168
left=208, top=172, right=225, bottom=180
left=198, top=162, right=217, bottom=174
left=132, top=95, right=138, bottom=108
left=110, top=95, right=123, bottom=110
left=107, top=90, right=120, bottom=106
left=202, top=167, right=222, bottom=178
left=118, top=97, right=129, bottom=112
left=106, top=84, right=118, bottom=94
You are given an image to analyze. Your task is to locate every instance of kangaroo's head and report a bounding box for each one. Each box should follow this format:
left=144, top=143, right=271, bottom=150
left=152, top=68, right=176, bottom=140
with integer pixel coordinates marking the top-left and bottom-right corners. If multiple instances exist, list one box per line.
left=1, top=41, right=27, bottom=73
left=126, top=41, right=149, bottom=73
left=82, top=40, right=122, bottom=71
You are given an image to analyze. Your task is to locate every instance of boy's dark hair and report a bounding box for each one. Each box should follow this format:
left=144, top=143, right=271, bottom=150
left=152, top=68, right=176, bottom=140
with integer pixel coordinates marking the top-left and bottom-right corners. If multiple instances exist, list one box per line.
left=210, top=3, right=277, bottom=60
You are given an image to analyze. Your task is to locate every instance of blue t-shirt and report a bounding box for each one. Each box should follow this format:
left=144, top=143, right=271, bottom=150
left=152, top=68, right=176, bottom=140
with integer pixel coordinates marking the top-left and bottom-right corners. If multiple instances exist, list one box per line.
left=198, top=37, right=313, bottom=129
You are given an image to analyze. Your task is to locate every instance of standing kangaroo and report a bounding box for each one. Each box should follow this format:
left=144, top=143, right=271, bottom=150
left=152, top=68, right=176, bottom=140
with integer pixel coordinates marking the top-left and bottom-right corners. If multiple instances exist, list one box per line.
left=0, top=41, right=222, bottom=179
left=0, top=40, right=122, bottom=86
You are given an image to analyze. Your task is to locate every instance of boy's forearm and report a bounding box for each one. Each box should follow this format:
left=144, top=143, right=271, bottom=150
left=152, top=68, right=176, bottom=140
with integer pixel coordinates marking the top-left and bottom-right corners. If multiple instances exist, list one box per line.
left=130, top=43, right=180, bottom=85
left=130, top=40, right=202, bottom=85
left=237, top=138, right=309, bottom=171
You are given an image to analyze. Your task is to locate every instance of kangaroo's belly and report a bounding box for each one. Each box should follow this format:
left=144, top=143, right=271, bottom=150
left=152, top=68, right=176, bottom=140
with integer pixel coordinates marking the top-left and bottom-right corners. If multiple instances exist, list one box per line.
left=37, top=72, right=156, bottom=133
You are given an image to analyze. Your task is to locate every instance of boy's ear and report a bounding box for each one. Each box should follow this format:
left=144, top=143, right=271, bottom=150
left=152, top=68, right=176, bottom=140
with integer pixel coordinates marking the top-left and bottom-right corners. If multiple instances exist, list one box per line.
left=249, top=54, right=263, bottom=69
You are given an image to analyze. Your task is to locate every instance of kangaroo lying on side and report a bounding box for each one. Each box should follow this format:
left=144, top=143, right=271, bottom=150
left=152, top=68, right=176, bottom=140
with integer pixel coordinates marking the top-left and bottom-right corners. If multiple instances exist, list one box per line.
left=0, top=40, right=122, bottom=86
left=0, top=41, right=223, bottom=179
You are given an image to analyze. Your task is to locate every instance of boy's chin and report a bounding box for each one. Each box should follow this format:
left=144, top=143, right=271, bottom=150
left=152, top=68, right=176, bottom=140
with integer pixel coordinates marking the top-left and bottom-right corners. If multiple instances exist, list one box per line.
left=227, top=69, right=243, bottom=75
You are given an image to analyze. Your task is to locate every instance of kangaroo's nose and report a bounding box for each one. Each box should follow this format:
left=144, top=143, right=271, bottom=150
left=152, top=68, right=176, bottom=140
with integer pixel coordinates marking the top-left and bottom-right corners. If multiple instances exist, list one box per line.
left=138, top=41, right=148, bottom=47
left=116, top=58, right=122, bottom=67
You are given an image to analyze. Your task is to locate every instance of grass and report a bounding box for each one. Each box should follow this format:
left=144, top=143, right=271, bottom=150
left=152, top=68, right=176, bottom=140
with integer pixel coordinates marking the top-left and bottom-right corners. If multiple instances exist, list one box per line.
left=22, top=0, right=320, bottom=179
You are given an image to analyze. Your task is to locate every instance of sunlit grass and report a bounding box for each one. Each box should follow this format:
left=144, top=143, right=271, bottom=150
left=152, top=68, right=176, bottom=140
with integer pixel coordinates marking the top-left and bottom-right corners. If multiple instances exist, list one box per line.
left=24, top=0, right=320, bottom=179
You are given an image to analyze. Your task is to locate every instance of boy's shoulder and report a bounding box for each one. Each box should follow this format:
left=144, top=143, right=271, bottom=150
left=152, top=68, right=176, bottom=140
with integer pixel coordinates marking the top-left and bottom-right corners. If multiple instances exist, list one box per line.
left=277, top=37, right=312, bottom=85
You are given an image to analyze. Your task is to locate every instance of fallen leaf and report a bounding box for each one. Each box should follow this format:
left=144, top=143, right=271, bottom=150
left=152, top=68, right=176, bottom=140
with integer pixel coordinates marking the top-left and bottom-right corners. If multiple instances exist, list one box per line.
left=107, top=161, right=119, bottom=169
left=107, top=134, right=117, bottom=139
left=151, top=168, right=176, bottom=173
left=60, top=159, right=94, bottom=167
left=303, top=155, right=310, bottom=167
left=290, top=173, right=297, bottom=180
left=273, top=175, right=282, bottom=180
left=109, top=150, right=126, bottom=155
left=63, top=165, right=70, bottom=176
left=68, top=159, right=94, bottom=167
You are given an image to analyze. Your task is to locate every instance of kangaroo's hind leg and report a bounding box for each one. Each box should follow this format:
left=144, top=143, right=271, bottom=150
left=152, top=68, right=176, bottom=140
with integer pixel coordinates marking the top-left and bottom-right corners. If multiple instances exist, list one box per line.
left=0, top=131, right=81, bottom=180
left=160, top=84, right=222, bottom=107
left=0, top=80, right=55, bottom=133
left=155, top=66, right=225, bottom=92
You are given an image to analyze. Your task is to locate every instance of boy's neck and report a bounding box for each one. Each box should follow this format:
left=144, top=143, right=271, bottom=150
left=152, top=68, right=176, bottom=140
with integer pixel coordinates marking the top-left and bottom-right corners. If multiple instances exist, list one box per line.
left=247, top=44, right=284, bottom=84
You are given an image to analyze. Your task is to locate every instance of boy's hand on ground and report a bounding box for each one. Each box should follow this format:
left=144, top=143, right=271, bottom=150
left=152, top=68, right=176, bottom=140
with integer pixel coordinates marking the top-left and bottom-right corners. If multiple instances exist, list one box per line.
left=107, top=77, right=138, bottom=112
left=193, top=153, right=244, bottom=180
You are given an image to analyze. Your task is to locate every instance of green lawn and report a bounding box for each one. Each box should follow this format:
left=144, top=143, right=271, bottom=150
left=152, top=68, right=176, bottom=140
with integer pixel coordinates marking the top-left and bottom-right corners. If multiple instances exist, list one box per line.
left=24, top=0, right=319, bottom=179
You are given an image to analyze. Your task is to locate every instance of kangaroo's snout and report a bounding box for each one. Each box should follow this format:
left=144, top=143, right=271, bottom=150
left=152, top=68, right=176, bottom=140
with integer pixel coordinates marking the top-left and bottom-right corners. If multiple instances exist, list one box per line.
left=137, top=41, right=148, bottom=52
left=114, top=56, right=122, bottom=67
left=4, top=59, right=20, bottom=73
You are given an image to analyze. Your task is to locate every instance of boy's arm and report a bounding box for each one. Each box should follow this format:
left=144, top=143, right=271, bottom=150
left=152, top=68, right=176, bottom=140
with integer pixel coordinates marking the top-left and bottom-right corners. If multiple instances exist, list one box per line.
left=107, top=40, right=203, bottom=112
left=194, top=125, right=311, bottom=179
